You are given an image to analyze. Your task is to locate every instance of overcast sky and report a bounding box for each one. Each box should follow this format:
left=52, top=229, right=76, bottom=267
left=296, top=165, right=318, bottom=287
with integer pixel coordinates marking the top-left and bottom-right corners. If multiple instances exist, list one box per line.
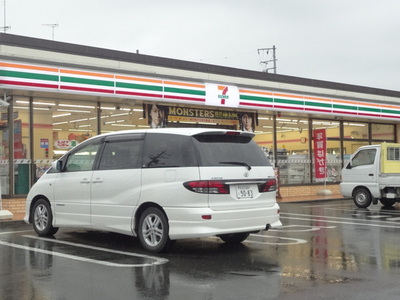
left=4, top=0, right=400, bottom=91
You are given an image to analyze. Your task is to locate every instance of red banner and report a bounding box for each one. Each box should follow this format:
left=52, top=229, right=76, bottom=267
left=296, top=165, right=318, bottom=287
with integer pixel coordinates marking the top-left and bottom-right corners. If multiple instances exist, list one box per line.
left=313, top=129, right=327, bottom=179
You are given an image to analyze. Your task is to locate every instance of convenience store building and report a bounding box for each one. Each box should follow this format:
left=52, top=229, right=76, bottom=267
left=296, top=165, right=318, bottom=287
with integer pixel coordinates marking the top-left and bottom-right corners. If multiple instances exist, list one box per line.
left=1, top=33, right=400, bottom=200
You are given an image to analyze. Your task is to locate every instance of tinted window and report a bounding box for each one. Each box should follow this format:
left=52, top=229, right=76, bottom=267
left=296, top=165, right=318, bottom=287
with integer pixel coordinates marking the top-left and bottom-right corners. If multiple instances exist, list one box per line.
left=99, top=137, right=143, bottom=170
left=143, top=133, right=197, bottom=168
left=193, top=134, right=271, bottom=167
left=65, top=142, right=101, bottom=172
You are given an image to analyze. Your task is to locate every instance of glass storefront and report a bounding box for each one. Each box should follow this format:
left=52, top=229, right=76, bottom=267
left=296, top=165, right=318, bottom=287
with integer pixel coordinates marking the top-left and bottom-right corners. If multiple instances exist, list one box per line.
left=1, top=96, right=398, bottom=196
left=275, top=116, right=311, bottom=185
left=0, top=114, right=9, bottom=194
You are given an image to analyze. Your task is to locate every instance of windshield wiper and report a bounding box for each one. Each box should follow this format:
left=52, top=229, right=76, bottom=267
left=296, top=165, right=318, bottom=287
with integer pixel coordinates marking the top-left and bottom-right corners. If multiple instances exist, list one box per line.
left=219, top=161, right=252, bottom=171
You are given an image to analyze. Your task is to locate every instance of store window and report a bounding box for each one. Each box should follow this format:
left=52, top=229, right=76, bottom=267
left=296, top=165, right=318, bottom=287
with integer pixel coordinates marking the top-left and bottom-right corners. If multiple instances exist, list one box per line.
left=276, top=116, right=310, bottom=185
left=343, top=121, right=368, bottom=140
left=0, top=108, right=10, bottom=194
left=28, top=98, right=99, bottom=183
left=342, top=121, right=395, bottom=163
left=12, top=96, right=32, bottom=194
left=253, top=114, right=274, bottom=158
left=100, top=102, right=144, bottom=133
left=371, top=123, right=395, bottom=142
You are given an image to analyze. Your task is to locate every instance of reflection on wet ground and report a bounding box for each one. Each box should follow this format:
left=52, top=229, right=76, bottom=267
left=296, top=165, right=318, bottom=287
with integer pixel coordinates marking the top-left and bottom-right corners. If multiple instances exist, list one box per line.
left=1, top=200, right=400, bottom=299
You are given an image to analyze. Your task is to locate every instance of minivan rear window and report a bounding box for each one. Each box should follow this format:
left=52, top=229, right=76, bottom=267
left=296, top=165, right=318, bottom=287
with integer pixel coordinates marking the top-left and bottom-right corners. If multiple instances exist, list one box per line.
left=143, top=133, right=198, bottom=168
left=193, top=134, right=271, bottom=167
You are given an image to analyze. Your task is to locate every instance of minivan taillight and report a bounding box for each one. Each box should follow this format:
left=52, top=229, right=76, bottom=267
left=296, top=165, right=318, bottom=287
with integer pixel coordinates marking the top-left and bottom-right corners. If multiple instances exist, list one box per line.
left=184, top=180, right=230, bottom=194
left=225, top=131, right=240, bottom=136
left=258, top=179, right=276, bottom=192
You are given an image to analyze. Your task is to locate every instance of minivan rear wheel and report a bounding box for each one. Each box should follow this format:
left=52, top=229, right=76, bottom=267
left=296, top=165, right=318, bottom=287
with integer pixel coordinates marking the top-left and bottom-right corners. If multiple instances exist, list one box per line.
left=32, top=199, right=59, bottom=236
left=219, top=232, right=250, bottom=244
left=138, top=207, right=170, bottom=253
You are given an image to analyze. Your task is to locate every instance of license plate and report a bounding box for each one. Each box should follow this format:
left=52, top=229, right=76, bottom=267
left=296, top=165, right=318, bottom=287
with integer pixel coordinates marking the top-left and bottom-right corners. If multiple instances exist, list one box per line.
left=236, top=185, right=254, bottom=199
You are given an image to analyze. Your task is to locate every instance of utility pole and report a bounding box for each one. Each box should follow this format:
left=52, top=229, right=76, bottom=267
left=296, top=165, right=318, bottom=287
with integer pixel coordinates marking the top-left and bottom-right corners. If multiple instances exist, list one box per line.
left=258, top=46, right=277, bottom=74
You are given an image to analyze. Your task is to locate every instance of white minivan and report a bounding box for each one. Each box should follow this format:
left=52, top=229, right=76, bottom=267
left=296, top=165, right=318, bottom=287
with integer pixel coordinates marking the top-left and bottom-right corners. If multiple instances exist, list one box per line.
left=24, top=128, right=281, bottom=252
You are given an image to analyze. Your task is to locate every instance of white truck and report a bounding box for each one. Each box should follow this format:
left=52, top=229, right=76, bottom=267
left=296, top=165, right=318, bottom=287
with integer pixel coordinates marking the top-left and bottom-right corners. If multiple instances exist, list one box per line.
left=340, top=143, right=400, bottom=208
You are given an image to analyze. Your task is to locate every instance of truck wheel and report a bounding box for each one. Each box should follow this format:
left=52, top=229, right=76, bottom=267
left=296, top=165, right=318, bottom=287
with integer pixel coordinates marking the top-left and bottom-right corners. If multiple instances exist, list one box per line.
left=138, top=207, right=170, bottom=253
left=353, top=188, right=372, bottom=208
left=380, top=198, right=396, bottom=207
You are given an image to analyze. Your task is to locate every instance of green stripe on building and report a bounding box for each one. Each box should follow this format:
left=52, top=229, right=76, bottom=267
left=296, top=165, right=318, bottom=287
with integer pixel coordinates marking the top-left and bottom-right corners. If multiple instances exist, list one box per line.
left=304, top=101, right=331, bottom=108
left=274, top=97, right=304, bottom=106
left=358, top=106, right=381, bottom=113
left=382, top=108, right=400, bottom=115
left=116, top=82, right=162, bottom=92
left=0, top=70, right=58, bottom=82
left=61, top=76, right=114, bottom=87
left=332, top=104, right=358, bottom=111
left=240, top=95, right=274, bottom=103
left=164, top=87, right=205, bottom=96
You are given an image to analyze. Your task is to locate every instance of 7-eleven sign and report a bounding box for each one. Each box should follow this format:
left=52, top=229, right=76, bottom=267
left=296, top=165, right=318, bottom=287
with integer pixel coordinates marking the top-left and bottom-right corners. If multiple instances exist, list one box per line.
left=205, top=83, right=239, bottom=108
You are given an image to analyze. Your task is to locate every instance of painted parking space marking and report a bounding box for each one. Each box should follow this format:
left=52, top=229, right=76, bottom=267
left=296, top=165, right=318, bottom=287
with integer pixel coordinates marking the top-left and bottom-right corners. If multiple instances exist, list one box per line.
left=0, top=235, right=168, bottom=267
left=385, top=217, right=400, bottom=221
left=281, top=212, right=400, bottom=228
left=302, top=203, right=354, bottom=208
left=270, top=224, right=336, bottom=232
left=246, top=233, right=307, bottom=245
left=366, top=215, right=388, bottom=219
left=0, top=230, right=32, bottom=235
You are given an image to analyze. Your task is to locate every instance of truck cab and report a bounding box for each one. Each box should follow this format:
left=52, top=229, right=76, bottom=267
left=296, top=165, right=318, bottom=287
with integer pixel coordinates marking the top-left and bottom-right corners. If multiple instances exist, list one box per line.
left=340, top=143, right=400, bottom=208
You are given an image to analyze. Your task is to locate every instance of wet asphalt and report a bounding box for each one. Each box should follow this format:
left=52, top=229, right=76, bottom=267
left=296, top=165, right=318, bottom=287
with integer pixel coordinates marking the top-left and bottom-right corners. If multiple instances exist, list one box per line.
left=1, top=199, right=400, bottom=300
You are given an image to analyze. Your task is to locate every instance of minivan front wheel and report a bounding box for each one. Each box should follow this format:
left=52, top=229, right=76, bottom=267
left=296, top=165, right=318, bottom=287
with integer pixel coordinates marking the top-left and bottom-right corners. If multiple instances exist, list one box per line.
left=138, top=207, right=170, bottom=253
left=32, top=199, right=59, bottom=236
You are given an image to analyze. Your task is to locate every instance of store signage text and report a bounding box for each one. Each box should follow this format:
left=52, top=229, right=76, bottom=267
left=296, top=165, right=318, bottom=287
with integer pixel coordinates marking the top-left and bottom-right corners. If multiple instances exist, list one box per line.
left=313, top=129, right=327, bottom=180
left=168, top=107, right=239, bottom=120
left=54, top=140, right=78, bottom=149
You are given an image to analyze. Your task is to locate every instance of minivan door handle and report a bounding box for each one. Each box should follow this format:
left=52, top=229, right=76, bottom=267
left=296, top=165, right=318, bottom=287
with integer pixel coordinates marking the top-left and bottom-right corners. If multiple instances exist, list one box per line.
left=369, top=174, right=374, bottom=176
left=80, top=178, right=91, bottom=184
left=92, top=178, right=103, bottom=184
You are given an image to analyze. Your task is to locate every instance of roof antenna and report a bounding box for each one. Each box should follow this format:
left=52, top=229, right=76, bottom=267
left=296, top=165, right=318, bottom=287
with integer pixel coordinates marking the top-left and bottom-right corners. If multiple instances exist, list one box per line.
left=42, top=22, right=59, bottom=40
left=1, top=0, right=11, bottom=33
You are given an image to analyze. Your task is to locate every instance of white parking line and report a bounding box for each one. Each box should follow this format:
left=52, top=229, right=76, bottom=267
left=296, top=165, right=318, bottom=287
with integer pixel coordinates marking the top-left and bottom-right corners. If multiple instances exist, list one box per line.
left=281, top=212, right=400, bottom=228
left=270, top=224, right=336, bottom=232
left=247, top=234, right=307, bottom=245
left=0, top=235, right=168, bottom=267
left=366, top=215, right=387, bottom=219
left=0, top=230, right=33, bottom=235
left=302, top=203, right=353, bottom=208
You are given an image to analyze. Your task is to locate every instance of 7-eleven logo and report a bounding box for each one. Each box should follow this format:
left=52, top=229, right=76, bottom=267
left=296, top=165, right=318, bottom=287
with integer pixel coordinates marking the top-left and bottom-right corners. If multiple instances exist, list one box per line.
left=218, top=86, right=229, bottom=105
left=205, top=83, right=239, bottom=108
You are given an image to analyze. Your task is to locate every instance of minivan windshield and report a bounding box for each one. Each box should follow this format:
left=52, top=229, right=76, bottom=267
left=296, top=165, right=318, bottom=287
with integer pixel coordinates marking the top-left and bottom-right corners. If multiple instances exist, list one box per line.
left=193, top=134, right=271, bottom=167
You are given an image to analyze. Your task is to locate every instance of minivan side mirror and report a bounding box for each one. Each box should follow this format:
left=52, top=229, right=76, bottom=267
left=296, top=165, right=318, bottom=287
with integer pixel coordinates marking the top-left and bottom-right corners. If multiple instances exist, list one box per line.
left=52, top=160, right=64, bottom=171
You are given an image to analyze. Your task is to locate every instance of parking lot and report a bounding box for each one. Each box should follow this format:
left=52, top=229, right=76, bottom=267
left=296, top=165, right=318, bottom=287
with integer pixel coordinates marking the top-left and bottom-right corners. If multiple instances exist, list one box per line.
left=1, top=199, right=400, bottom=300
